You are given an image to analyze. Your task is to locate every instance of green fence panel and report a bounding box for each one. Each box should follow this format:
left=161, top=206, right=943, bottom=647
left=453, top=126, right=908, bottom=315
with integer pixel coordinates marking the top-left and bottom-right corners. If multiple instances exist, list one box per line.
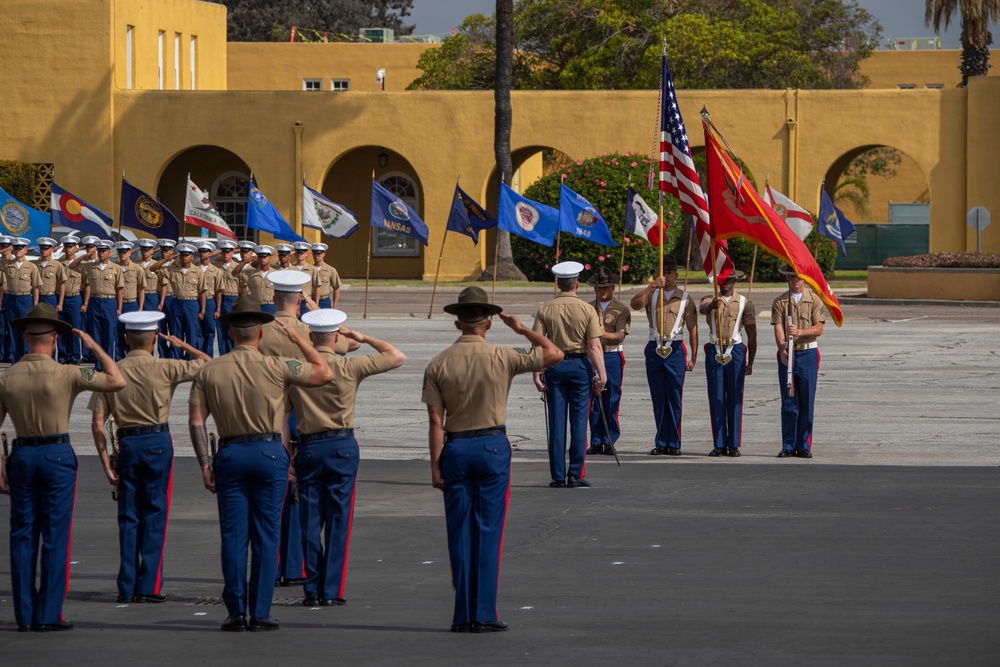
left=835, top=224, right=929, bottom=270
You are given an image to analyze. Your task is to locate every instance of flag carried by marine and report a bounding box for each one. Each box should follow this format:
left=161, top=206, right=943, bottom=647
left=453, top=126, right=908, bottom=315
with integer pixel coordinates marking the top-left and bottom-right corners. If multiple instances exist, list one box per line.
left=498, top=183, right=559, bottom=247
left=1, top=185, right=50, bottom=243
left=763, top=182, right=813, bottom=241
left=818, top=188, right=856, bottom=257
left=370, top=179, right=428, bottom=246
left=247, top=181, right=305, bottom=243
left=185, top=177, right=237, bottom=240
left=624, top=185, right=665, bottom=246
left=302, top=183, right=358, bottom=239
left=121, top=178, right=180, bottom=240
left=445, top=184, right=497, bottom=245
left=51, top=182, right=114, bottom=239
left=558, top=183, right=617, bottom=247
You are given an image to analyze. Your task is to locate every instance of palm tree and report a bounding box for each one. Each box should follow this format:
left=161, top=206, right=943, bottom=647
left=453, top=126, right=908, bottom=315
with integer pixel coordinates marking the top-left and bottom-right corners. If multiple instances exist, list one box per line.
left=925, top=0, right=1000, bottom=86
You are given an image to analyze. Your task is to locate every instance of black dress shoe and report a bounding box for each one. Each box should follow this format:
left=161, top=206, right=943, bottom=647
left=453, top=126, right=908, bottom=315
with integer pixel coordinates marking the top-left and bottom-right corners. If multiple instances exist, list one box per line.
left=666, top=447, right=681, bottom=456
left=221, top=614, right=248, bottom=632
left=249, top=616, right=280, bottom=632
left=586, top=444, right=602, bottom=455
left=17, top=626, right=31, bottom=633
left=794, top=449, right=813, bottom=459
left=567, top=476, right=591, bottom=488
left=602, top=444, right=617, bottom=456
left=31, top=621, right=74, bottom=632
left=708, top=448, right=725, bottom=457
left=650, top=446, right=667, bottom=455
left=728, top=447, right=741, bottom=457
left=472, top=620, right=509, bottom=633
left=320, top=598, right=346, bottom=606
left=777, top=450, right=793, bottom=458
left=302, top=598, right=320, bottom=606
left=277, top=577, right=304, bottom=587
left=134, top=593, right=167, bottom=603
left=117, top=595, right=134, bottom=603
left=549, top=480, right=566, bottom=488
left=450, top=623, right=472, bottom=633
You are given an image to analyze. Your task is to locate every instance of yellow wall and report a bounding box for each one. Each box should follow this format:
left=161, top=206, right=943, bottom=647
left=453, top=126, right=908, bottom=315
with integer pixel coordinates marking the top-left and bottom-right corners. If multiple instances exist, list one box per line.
left=861, top=50, right=1000, bottom=89
left=227, top=43, right=436, bottom=92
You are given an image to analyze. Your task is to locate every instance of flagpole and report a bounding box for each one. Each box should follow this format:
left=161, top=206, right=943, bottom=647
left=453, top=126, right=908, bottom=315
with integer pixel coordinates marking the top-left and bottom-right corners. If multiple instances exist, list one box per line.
left=618, top=179, right=629, bottom=300
left=658, top=195, right=665, bottom=340
left=183, top=173, right=191, bottom=241
left=118, top=169, right=125, bottom=239
left=428, top=227, right=449, bottom=319
left=747, top=246, right=758, bottom=301
left=553, top=232, right=561, bottom=297
left=364, top=173, right=373, bottom=319
left=682, top=215, right=694, bottom=292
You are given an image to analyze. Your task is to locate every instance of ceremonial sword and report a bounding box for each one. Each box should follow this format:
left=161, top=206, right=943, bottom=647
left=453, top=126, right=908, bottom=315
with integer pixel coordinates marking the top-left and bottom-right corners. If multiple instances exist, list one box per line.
left=593, top=376, right=620, bottom=467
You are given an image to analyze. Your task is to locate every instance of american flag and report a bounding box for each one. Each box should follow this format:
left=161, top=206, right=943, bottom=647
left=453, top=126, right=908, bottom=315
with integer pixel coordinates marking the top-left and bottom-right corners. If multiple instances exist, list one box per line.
left=658, top=54, right=733, bottom=282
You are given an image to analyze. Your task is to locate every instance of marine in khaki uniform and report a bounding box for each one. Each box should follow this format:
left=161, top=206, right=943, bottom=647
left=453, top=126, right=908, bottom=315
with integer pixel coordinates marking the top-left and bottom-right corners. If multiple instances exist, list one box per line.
left=532, top=261, right=607, bottom=488
left=311, top=243, right=341, bottom=309
left=213, top=239, right=242, bottom=355
left=236, top=245, right=276, bottom=315
left=145, top=239, right=175, bottom=358
left=629, top=254, right=698, bottom=456
left=771, top=264, right=826, bottom=459
left=188, top=294, right=333, bottom=632
left=57, top=236, right=85, bottom=363
left=115, top=241, right=146, bottom=360
left=35, top=237, right=67, bottom=314
left=1, top=237, right=42, bottom=362
left=423, top=286, right=562, bottom=632
left=158, top=243, right=206, bottom=359
left=195, top=240, right=225, bottom=357
left=290, top=241, right=318, bottom=316
left=0, top=303, right=126, bottom=631
left=583, top=267, right=631, bottom=457
left=81, top=239, right=126, bottom=368
left=699, top=270, right=756, bottom=457
left=88, top=311, right=209, bottom=604
left=0, top=235, right=11, bottom=362
left=289, top=309, right=405, bottom=607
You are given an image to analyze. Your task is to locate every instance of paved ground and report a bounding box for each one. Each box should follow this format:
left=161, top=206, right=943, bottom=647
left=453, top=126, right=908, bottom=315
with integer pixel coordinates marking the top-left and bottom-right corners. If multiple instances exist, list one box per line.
left=0, top=287, right=997, bottom=664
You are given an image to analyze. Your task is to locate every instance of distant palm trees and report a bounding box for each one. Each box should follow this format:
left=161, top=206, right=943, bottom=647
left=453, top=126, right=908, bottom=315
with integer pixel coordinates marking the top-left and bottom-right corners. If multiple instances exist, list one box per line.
left=925, top=0, right=1000, bottom=86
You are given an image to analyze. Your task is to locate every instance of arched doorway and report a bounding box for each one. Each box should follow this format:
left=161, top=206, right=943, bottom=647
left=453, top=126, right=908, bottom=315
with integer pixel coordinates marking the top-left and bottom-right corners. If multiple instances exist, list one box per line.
left=157, top=145, right=252, bottom=240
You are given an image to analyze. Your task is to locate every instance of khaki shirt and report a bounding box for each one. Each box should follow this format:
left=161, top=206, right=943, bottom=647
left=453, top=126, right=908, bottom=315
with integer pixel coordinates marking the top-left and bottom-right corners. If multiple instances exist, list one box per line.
left=699, top=291, right=756, bottom=342
left=770, top=290, right=826, bottom=346
left=644, top=288, right=697, bottom=341
left=289, top=346, right=394, bottom=433
left=160, top=265, right=206, bottom=300
left=87, top=351, right=203, bottom=428
left=38, top=260, right=68, bottom=296
left=197, top=263, right=225, bottom=299
left=0, top=355, right=109, bottom=436
left=532, top=292, right=603, bottom=354
left=1, top=260, right=42, bottom=295
left=313, top=264, right=341, bottom=299
left=212, top=260, right=241, bottom=296
left=188, top=345, right=313, bottom=437
left=64, top=264, right=83, bottom=296
left=139, top=261, right=159, bottom=294
left=260, top=311, right=351, bottom=361
left=239, top=267, right=275, bottom=304
left=85, top=262, right=125, bottom=298
left=119, top=262, right=145, bottom=301
left=423, top=335, right=545, bottom=432
left=588, top=297, right=631, bottom=352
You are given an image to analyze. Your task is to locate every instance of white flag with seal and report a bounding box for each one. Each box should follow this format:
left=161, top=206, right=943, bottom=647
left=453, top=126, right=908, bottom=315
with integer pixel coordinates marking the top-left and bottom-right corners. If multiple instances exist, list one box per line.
left=302, top=184, right=359, bottom=239
left=185, top=177, right=237, bottom=240
left=763, top=183, right=813, bottom=241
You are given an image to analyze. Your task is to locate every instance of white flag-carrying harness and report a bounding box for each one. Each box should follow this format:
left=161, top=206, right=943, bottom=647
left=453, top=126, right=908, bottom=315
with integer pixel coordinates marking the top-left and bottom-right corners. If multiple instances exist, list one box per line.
left=185, top=177, right=237, bottom=240
left=302, top=184, right=358, bottom=239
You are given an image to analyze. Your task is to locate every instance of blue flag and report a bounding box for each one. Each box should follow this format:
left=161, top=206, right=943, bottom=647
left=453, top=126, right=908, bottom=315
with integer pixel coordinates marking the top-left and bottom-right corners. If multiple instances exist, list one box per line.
left=0, top=185, right=50, bottom=244
left=370, top=180, right=429, bottom=246
left=120, top=178, right=180, bottom=240
left=446, top=185, right=497, bottom=245
left=818, top=188, right=857, bottom=257
left=498, top=183, right=559, bottom=247
left=558, top=184, right=617, bottom=247
left=51, top=182, right=114, bottom=239
left=247, top=182, right=305, bottom=243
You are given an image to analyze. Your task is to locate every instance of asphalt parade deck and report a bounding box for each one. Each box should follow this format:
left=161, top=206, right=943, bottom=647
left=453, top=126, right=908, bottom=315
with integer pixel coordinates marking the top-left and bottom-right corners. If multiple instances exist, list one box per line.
left=0, top=288, right=998, bottom=665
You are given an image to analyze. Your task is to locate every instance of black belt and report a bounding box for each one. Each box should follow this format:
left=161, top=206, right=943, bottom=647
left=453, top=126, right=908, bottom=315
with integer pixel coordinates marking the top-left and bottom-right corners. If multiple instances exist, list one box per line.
left=564, top=352, right=587, bottom=359
left=117, top=423, right=169, bottom=438
left=219, top=432, right=282, bottom=447
left=299, top=428, right=355, bottom=443
left=445, top=426, right=506, bottom=441
left=14, top=433, right=70, bottom=447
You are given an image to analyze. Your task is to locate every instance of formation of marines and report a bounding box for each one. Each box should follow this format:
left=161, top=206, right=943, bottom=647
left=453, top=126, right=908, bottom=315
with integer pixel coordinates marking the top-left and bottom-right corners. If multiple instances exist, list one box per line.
left=0, top=239, right=826, bottom=634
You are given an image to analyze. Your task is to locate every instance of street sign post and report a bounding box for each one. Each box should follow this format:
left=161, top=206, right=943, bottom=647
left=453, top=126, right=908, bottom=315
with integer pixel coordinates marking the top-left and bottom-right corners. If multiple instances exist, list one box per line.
left=967, top=206, right=991, bottom=252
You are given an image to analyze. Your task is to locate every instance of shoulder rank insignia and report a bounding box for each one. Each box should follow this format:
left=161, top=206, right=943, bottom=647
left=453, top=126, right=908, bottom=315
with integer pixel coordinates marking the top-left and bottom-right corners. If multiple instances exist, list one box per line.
left=286, top=360, right=304, bottom=375
left=80, top=368, right=96, bottom=382
left=514, top=347, right=532, bottom=356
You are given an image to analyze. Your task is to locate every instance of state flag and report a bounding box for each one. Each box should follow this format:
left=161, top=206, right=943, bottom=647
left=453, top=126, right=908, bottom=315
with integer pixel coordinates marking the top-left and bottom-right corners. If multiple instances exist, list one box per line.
left=302, top=183, right=358, bottom=239
left=497, top=183, right=558, bottom=247
left=558, top=184, right=617, bottom=247
left=51, top=182, right=114, bottom=239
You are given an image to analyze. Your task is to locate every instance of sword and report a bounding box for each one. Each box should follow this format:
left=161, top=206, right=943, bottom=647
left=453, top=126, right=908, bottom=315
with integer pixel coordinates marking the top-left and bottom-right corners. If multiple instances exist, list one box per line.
left=291, top=442, right=299, bottom=505
left=1, top=432, right=9, bottom=486
left=593, top=375, right=620, bottom=467
left=107, top=415, right=120, bottom=501
left=540, top=389, right=550, bottom=454
left=210, top=432, right=218, bottom=460
left=786, top=290, right=795, bottom=397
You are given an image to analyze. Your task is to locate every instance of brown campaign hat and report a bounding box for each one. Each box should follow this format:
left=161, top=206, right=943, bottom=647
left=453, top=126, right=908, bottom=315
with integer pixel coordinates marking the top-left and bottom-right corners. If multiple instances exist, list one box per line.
left=586, top=266, right=619, bottom=287
left=217, top=294, right=275, bottom=326
left=777, top=263, right=799, bottom=277
left=443, top=286, right=503, bottom=319
left=663, top=254, right=678, bottom=271
left=721, top=269, right=747, bottom=281
left=12, top=302, right=72, bottom=336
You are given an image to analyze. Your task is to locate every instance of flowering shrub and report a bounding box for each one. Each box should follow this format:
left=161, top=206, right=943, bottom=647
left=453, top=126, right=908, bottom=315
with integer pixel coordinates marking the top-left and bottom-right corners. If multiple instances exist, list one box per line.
left=883, top=253, right=1000, bottom=268
left=511, top=152, right=683, bottom=283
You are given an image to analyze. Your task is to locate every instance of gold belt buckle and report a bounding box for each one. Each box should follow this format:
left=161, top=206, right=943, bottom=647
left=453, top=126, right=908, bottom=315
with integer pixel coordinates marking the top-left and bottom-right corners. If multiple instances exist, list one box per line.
left=794, top=342, right=806, bottom=351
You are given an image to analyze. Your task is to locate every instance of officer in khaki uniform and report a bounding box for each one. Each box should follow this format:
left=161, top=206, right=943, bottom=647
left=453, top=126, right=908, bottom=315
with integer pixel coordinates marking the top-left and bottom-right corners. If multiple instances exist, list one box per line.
left=423, top=287, right=561, bottom=632
left=36, top=237, right=67, bottom=315
left=311, top=243, right=341, bottom=309
left=146, top=239, right=175, bottom=358
left=584, top=267, right=630, bottom=457
left=236, top=245, right=277, bottom=315
left=699, top=270, right=756, bottom=457
left=115, top=241, right=146, bottom=360
left=188, top=294, right=333, bottom=632
left=771, top=264, right=825, bottom=458
left=290, top=309, right=405, bottom=607
left=158, top=243, right=206, bottom=359
left=532, top=261, right=607, bottom=488
left=89, top=311, right=210, bottom=604
left=629, top=254, right=699, bottom=456
left=0, top=303, right=126, bottom=631
left=2, top=237, right=42, bottom=362
left=57, top=236, right=84, bottom=364
left=195, top=240, right=225, bottom=357
left=82, top=239, right=125, bottom=368
left=213, top=239, right=241, bottom=355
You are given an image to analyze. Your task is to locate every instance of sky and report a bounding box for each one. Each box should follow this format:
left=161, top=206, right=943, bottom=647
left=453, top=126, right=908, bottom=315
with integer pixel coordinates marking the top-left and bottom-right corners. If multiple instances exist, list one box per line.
left=406, top=1, right=999, bottom=49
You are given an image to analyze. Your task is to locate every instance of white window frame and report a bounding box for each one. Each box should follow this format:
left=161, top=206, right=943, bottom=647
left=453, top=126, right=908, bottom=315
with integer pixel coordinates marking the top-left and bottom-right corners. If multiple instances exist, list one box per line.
left=174, top=33, right=181, bottom=90
left=126, top=25, right=134, bottom=89
left=373, top=172, right=420, bottom=258
left=157, top=31, right=165, bottom=90
left=190, top=36, right=197, bottom=90
left=330, top=78, right=351, bottom=91
left=303, top=78, right=322, bottom=91
left=212, top=171, right=255, bottom=242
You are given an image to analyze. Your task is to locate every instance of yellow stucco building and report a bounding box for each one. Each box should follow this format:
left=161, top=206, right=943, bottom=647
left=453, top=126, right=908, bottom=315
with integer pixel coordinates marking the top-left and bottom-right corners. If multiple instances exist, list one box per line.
left=1, top=0, right=997, bottom=281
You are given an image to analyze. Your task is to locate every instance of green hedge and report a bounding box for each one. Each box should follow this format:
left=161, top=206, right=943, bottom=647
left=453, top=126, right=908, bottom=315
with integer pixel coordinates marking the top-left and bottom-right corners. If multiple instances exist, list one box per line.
left=0, top=161, right=36, bottom=204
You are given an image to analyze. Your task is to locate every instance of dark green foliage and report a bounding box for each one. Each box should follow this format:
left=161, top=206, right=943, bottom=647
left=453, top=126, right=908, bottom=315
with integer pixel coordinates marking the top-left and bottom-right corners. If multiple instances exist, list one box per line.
left=511, top=152, right=683, bottom=283
left=220, top=0, right=414, bottom=42
left=0, top=161, right=37, bottom=205
left=725, top=227, right=838, bottom=282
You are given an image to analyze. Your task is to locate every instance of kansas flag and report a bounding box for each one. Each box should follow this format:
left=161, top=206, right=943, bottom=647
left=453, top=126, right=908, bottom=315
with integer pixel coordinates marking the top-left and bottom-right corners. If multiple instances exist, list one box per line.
left=446, top=184, right=497, bottom=245
left=247, top=181, right=305, bottom=243
left=498, top=183, right=558, bottom=247
left=370, top=180, right=428, bottom=245
left=51, top=182, right=114, bottom=239
left=818, top=188, right=856, bottom=257
left=0, top=186, right=50, bottom=244
left=558, top=184, right=617, bottom=247
left=120, top=178, right=180, bottom=240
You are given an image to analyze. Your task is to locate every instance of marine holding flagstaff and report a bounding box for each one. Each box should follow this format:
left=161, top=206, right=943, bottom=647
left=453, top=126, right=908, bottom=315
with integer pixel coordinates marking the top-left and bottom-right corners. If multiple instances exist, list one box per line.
left=585, top=266, right=630, bottom=457
left=629, top=254, right=698, bottom=456
left=699, top=270, right=756, bottom=457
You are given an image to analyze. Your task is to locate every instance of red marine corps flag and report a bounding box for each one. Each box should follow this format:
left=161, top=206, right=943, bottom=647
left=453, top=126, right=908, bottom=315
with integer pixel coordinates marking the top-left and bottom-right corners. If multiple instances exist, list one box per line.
left=702, top=115, right=843, bottom=326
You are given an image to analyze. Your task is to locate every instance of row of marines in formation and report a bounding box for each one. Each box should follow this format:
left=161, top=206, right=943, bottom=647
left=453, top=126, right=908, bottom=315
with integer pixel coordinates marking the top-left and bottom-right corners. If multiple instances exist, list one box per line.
left=0, top=252, right=826, bottom=634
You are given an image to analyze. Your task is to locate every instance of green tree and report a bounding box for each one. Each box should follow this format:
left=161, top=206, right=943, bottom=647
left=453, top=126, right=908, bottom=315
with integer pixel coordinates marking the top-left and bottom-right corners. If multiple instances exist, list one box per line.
left=926, top=0, right=1000, bottom=86
left=220, top=0, right=414, bottom=42
left=0, top=161, right=37, bottom=206
left=834, top=147, right=902, bottom=218
left=511, top=153, right=683, bottom=282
